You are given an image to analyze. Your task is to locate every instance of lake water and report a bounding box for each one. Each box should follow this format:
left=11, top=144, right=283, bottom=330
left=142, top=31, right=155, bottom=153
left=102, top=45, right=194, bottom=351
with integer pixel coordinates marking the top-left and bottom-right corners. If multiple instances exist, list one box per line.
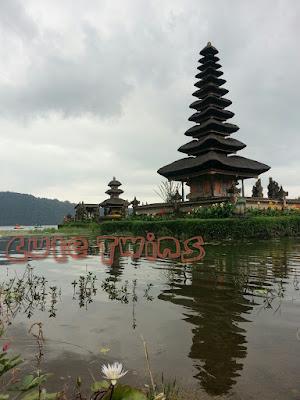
left=1, top=234, right=300, bottom=399
left=0, top=225, right=58, bottom=231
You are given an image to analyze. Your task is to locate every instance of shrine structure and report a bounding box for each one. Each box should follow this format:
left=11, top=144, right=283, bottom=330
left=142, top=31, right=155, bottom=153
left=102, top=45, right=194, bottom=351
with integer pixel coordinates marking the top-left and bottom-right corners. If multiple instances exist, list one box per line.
left=99, top=177, right=128, bottom=217
left=157, top=42, right=270, bottom=201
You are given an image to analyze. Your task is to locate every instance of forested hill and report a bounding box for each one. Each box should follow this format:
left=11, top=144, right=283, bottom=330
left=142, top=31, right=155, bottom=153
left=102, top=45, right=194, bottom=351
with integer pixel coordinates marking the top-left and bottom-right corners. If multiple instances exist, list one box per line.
left=0, top=192, right=76, bottom=225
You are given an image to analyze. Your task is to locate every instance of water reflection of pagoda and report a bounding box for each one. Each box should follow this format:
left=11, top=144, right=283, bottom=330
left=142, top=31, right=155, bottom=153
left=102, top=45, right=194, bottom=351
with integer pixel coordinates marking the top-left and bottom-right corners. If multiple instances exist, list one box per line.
left=158, top=42, right=270, bottom=199
left=158, top=258, right=253, bottom=395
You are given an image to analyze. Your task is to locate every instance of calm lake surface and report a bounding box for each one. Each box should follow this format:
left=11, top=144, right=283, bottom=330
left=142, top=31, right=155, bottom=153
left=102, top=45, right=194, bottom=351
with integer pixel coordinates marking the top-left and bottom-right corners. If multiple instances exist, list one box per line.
left=0, top=225, right=58, bottom=231
left=1, top=234, right=300, bottom=399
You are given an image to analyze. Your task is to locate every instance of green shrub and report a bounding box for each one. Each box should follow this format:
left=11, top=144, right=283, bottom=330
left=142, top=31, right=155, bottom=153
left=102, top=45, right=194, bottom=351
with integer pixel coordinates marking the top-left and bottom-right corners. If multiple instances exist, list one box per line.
left=99, top=216, right=300, bottom=240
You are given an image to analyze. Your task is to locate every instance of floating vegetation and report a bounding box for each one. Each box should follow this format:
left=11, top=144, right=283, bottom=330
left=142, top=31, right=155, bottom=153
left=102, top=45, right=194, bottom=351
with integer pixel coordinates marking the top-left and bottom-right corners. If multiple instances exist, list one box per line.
left=72, top=271, right=97, bottom=308
left=0, top=264, right=155, bottom=327
left=0, top=265, right=59, bottom=321
left=100, top=277, right=154, bottom=306
left=144, top=283, right=154, bottom=301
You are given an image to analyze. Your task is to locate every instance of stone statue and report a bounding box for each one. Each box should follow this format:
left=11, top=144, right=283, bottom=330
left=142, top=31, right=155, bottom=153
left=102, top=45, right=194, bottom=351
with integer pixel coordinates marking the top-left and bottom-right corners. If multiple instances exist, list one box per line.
left=267, top=178, right=280, bottom=199
left=227, top=181, right=241, bottom=204
left=252, top=179, right=263, bottom=198
left=278, top=186, right=288, bottom=200
left=93, top=207, right=100, bottom=222
left=268, top=178, right=287, bottom=200
left=123, top=200, right=130, bottom=217
left=131, top=197, right=140, bottom=216
left=75, top=201, right=88, bottom=221
left=171, top=190, right=182, bottom=203
left=171, top=190, right=183, bottom=213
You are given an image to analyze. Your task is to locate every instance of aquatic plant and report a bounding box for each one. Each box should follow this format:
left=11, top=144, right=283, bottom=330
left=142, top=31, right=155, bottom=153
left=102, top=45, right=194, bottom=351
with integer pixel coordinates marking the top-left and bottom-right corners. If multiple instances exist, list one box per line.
left=0, top=265, right=60, bottom=321
left=102, top=362, right=128, bottom=386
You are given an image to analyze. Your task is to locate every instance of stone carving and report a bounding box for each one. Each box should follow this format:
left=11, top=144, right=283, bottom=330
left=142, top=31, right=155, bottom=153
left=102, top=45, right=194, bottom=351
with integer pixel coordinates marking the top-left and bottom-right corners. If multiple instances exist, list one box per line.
left=171, top=190, right=183, bottom=212
left=131, top=197, right=140, bottom=216
left=252, top=179, right=263, bottom=198
left=267, top=178, right=280, bottom=199
left=171, top=190, right=182, bottom=203
left=232, top=198, right=246, bottom=215
left=75, top=201, right=88, bottom=221
left=93, top=207, right=100, bottom=222
left=227, top=181, right=241, bottom=204
left=278, top=186, right=288, bottom=200
left=123, top=200, right=130, bottom=217
left=268, top=178, right=288, bottom=200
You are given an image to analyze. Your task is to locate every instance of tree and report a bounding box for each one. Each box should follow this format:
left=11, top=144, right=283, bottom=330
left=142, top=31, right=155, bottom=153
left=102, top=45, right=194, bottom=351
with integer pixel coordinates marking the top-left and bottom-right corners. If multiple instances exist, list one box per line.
left=154, top=180, right=180, bottom=203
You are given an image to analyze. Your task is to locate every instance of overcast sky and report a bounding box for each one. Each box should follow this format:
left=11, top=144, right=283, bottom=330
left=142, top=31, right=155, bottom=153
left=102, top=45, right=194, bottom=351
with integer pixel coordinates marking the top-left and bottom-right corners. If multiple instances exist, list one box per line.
left=0, top=0, right=299, bottom=205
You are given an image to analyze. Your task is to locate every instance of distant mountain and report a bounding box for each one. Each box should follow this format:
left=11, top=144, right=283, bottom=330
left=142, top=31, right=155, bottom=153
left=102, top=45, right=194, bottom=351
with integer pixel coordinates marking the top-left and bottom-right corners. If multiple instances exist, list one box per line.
left=0, top=191, right=76, bottom=225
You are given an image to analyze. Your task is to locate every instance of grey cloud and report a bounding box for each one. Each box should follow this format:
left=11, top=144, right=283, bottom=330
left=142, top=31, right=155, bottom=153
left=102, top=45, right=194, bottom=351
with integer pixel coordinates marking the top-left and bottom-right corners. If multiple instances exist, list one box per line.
left=0, top=0, right=37, bottom=40
left=1, top=0, right=300, bottom=202
left=0, top=23, right=134, bottom=119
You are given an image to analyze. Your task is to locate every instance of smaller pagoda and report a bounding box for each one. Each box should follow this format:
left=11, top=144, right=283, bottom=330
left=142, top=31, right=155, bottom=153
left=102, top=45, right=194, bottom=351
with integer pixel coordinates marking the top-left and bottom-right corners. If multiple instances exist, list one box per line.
left=99, top=177, right=127, bottom=216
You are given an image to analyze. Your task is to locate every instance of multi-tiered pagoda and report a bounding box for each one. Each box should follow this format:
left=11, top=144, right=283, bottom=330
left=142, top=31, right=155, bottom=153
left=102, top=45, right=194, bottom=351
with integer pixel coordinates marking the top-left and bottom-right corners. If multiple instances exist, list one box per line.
left=99, top=177, right=127, bottom=216
left=158, top=42, right=270, bottom=200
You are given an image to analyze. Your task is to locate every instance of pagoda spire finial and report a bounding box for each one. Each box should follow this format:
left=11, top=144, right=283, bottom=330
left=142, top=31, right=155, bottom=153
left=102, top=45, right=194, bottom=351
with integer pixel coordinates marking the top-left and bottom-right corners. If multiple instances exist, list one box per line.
left=207, top=41, right=211, bottom=46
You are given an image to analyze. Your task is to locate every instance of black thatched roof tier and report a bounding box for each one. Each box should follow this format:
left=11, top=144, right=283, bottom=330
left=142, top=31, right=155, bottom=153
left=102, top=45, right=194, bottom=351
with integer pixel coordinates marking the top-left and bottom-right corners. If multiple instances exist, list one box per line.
left=194, top=76, right=226, bottom=88
left=199, top=42, right=218, bottom=56
left=185, top=119, right=239, bottom=137
left=158, top=151, right=270, bottom=179
left=190, top=96, right=232, bottom=111
left=192, top=85, right=228, bottom=99
left=197, top=61, right=221, bottom=72
left=198, top=54, right=220, bottom=63
left=105, top=188, right=124, bottom=195
left=188, top=107, right=234, bottom=123
left=108, top=178, right=122, bottom=187
left=200, top=54, right=221, bottom=66
left=99, top=198, right=126, bottom=207
left=178, top=135, right=246, bottom=155
left=195, top=68, right=223, bottom=79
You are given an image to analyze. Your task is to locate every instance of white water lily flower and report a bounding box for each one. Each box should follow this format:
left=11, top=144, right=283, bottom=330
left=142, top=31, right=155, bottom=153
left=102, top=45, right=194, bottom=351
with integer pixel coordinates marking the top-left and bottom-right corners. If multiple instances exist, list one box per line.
left=102, top=362, right=128, bottom=385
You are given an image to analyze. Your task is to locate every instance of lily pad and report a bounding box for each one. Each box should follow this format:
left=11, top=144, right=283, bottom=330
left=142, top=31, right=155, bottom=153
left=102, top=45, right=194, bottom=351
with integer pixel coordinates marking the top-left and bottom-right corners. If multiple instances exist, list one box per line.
left=111, top=384, right=147, bottom=400
left=22, top=391, right=58, bottom=400
left=91, top=380, right=109, bottom=392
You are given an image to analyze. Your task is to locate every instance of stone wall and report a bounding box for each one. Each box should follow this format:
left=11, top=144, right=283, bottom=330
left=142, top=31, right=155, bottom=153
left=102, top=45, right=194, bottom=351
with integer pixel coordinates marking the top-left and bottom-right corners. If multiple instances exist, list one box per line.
left=134, top=197, right=300, bottom=215
left=135, top=197, right=230, bottom=215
